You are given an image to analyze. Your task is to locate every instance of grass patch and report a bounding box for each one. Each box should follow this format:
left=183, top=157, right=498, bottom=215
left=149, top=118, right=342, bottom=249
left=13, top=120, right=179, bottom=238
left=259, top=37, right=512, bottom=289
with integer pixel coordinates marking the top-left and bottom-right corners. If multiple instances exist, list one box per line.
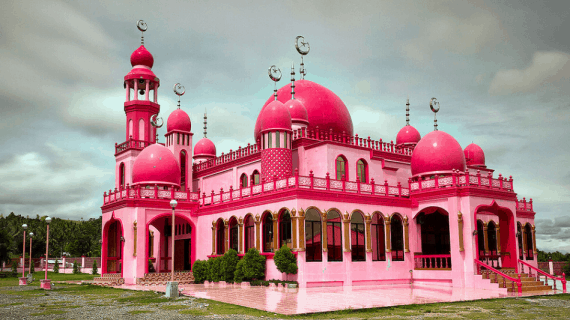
left=0, top=272, right=97, bottom=287
left=128, top=310, right=154, bottom=314
left=30, top=310, right=67, bottom=316
left=179, top=309, right=210, bottom=316
left=0, top=302, right=24, bottom=307
left=160, top=305, right=188, bottom=310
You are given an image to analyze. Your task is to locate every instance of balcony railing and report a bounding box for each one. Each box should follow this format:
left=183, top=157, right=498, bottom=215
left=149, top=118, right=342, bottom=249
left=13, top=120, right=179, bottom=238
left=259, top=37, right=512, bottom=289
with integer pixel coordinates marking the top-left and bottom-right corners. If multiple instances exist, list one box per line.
left=198, top=171, right=409, bottom=207
left=516, top=197, right=534, bottom=212
left=409, top=170, right=514, bottom=193
left=103, top=185, right=200, bottom=205
left=192, top=143, right=260, bottom=172
left=115, top=138, right=152, bottom=155
left=414, top=253, right=452, bottom=270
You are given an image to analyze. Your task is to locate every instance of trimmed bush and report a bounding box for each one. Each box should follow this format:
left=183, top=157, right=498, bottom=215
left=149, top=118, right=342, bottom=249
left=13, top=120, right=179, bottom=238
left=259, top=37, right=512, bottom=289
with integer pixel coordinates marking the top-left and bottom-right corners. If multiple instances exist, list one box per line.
left=210, top=257, right=222, bottom=282
left=192, top=260, right=208, bottom=284
left=73, top=260, right=80, bottom=274
left=205, top=258, right=214, bottom=282
left=53, top=259, right=59, bottom=273
left=241, top=248, right=266, bottom=281
left=234, top=259, right=245, bottom=283
left=221, top=249, right=239, bottom=283
left=92, top=260, right=98, bottom=275
left=274, top=245, right=298, bottom=276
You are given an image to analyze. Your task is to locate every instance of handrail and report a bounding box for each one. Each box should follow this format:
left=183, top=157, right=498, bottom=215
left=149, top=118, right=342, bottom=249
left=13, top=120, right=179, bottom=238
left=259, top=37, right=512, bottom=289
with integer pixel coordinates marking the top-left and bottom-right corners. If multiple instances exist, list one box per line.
left=519, top=259, right=566, bottom=292
left=475, top=259, right=522, bottom=295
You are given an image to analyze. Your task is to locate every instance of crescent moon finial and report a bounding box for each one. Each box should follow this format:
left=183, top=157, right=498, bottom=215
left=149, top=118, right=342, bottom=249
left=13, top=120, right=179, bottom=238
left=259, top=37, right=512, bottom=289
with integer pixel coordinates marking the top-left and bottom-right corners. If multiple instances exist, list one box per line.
left=173, top=83, right=185, bottom=109
left=430, top=97, right=440, bottom=131
left=150, top=114, right=163, bottom=129
left=137, top=20, right=148, bottom=45
left=268, top=65, right=281, bottom=101
left=296, top=36, right=310, bottom=79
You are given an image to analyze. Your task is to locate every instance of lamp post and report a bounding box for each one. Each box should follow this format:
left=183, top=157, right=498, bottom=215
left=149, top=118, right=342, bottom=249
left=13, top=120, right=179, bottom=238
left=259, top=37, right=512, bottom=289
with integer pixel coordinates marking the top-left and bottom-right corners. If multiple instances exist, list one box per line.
left=28, top=232, right=34, bottom=276
left=21, top=224, right=27, bottom=284
left=166, top=199, right=178, bottom=298
left=42, top=217, right=52, bottom=290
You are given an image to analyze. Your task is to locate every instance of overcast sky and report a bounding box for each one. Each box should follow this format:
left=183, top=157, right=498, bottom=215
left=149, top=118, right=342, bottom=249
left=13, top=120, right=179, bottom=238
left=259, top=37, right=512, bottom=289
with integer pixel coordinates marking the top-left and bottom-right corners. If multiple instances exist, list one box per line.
left=1, top=0, right=569, bottom=252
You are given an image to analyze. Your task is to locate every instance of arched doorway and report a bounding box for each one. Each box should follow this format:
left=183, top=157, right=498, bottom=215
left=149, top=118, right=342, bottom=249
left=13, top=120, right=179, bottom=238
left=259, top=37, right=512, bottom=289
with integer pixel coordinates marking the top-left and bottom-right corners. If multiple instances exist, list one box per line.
left=102, top=218, right=123, bottom=275
left=417, top=209, right=450, bottom=255
left=145, top=213, right=195, bottom=273
left=474, top=201, right=516, bottom=269
left=524, top=223, right=534, bottom=260
left=477, top=220, right=485, bottom=260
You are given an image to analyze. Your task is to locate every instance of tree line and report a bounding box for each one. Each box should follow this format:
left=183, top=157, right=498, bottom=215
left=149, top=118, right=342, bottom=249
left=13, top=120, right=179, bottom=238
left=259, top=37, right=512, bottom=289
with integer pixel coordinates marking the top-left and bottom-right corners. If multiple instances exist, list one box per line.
left=0, top=212, right=101, bottom=265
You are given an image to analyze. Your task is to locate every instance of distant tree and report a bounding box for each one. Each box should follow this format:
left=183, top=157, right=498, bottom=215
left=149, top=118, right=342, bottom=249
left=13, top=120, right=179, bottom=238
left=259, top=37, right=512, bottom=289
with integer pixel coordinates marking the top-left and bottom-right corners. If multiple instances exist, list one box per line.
left=53, top=259, right=59, bottom=273
left=72, top=260, right=80, bottom=274
left=92, top=260, right=98, bottom=275
left=10, top=261, right=18, bottom=277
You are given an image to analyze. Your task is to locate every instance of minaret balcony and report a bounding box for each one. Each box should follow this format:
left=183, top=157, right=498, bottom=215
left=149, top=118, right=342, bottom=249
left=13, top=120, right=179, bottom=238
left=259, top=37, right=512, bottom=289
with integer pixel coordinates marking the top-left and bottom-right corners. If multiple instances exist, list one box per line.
left=115, top=138, right=155, bottom=156
left=103, top=185, right=200, bottom=206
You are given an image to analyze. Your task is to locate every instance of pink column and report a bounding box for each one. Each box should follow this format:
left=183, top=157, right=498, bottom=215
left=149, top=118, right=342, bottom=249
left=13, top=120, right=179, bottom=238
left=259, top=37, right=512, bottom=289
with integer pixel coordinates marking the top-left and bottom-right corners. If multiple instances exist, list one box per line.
left=22, top=228, right=26, bottom=278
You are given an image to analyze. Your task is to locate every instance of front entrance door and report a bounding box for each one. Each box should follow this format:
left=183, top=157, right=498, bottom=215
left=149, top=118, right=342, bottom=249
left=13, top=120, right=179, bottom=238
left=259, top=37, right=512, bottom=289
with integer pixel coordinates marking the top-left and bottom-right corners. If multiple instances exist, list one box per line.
left=174, top=240, right=185, bottom=271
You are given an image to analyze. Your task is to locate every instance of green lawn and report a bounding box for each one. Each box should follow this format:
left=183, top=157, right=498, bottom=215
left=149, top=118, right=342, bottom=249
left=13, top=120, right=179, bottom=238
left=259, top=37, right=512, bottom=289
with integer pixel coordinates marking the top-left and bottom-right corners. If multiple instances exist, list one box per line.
left=0, top=272, right=98, bottom=287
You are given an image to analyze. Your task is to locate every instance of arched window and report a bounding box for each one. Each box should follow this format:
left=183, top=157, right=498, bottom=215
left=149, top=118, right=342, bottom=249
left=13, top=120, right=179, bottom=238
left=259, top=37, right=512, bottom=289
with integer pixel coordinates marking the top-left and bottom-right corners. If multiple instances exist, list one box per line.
left=351, top=212, right=365, bottom=261
left=148, top=231, right=154, bottom=258
left=119, top=162, right=125, bottom=188
left=244, top=215, right=255, bottom=252
left=240, top=173, right=248, bottom=188
left=180, top=151, right=187, bottom=191
left=139, top=118, right=145, bottom=141
left=279, top=210, right=292, bottom=249
left=276, top=131, right=280, bottom=148
left=335, top=156, right=347, bottom=180
left=305, top=208, right=322, bottom=262
left=268, top=132, right=272, bottom=148
left=229, top=218, right=238, bottom=252
left=477, top=220, right=485, bottom=260
left=128, top=119, right=134, bottom=138
left=371, top=213, right=386, bottom=261
left=487, top=221, right=497, bottom=257
left=262, top=212, right=273, bottom=252
left=517, top=222, right=523, bottom=260
left=525, top=224, right=534, bottom=260
left=216, top=219, right=225, bottom=255
left=252, top=170, right=260, bottom=185
left=391, top=214, right=404, bottom=261
left=327, top=210, right=343, bottom=261
left=356, top=159, right=367, bottom=183
left=186, top=223, right=190, bottom=234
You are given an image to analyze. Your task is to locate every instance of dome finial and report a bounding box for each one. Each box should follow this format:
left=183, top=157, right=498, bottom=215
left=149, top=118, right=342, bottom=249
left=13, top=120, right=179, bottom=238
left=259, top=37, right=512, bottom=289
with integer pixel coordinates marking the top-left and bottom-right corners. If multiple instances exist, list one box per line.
left=295, top=36, right=310, bottom=79
left=291, top=62, right=296, bottom=100
left=203, top=108, right=208, bottom=138
left=137, top=20, right=148, bottom=46
left=406, top=97, right=410, bottom=126
left=173, top=83, right=185, bottom=110
left=430, top=97, right=440, bottom=131
left=268, top=65, right=282, bottom=101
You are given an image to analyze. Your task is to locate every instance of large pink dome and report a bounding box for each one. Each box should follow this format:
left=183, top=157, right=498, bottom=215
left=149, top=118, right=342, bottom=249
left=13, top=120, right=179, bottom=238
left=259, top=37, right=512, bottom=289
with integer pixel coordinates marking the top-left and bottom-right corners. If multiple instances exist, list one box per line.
left=464, top=143, right=485, bottom=167
left=411, top=131, right=466, bottom=176
left=194, top=138, right=216, bottom=158
left=260, top=100, right=292, bottom=133
left=132, top=144, right=180, bottom=186
left=284, top=99, right=309, bottom=125
left=167, top=109, right=191, bottom=132
left=130, top=45, right=154, bottom=68
left=255, top=80, right=353, bottom=141
left=396, top=125, right=421, bottom=146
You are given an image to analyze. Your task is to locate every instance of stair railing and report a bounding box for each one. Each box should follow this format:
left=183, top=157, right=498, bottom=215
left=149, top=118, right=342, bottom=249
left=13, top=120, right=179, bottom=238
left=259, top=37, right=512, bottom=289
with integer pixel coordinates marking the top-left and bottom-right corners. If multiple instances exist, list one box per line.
left=475, top=259, right=522, bottom=295
left=519, top=259, right=567, bottom=293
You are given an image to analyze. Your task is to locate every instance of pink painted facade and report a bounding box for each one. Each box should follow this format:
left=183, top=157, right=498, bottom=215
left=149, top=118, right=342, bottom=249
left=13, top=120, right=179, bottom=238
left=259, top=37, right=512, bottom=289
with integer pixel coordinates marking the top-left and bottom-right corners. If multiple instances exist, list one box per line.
left=101, top=31, right=543, bottom=291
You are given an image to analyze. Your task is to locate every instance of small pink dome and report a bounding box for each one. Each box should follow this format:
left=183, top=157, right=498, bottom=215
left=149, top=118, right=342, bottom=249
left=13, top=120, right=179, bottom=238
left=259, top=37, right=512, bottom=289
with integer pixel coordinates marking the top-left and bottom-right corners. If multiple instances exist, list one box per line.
left=130, top=45, right=154, bottom=68
left=167, top=109, right=191, bottom=132
left=396, top=125, right=421, bottom=146
left=464, top=143, right=485, bottom=166
left=194, top=138, right=216, bottom=157
left=255, top=80, right=353, bottom=141
left=284, top=99, right=309, bottom=125
left=411, top=131, right=466, bottom=176
left=259, top=100, right=292, bottom=133
left=132, top=144, right=180, bottom=186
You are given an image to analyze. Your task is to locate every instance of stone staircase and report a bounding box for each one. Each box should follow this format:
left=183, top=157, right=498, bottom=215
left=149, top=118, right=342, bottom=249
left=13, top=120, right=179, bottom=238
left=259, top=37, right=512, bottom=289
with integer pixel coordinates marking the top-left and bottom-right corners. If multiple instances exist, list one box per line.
left=93, top=273, right=124, bottom=286
left=136, top=272, right=194, bottom=286
left=485, top=268, right=552, bottom=293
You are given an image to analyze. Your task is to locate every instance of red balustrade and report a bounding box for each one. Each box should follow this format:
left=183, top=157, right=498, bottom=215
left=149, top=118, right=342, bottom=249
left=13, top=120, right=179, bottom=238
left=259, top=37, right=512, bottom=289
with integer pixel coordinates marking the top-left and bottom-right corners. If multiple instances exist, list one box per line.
left=409, top=170, right=515, bottom=193
left=475, top=259, right=522, bottom=295
left=519, top=259, right=566, bottom=292
left=193, top=143, right=260, bottom=172
left=115, top=138, right=151, bottom=155
left=414, top=254, right=452, bottom=270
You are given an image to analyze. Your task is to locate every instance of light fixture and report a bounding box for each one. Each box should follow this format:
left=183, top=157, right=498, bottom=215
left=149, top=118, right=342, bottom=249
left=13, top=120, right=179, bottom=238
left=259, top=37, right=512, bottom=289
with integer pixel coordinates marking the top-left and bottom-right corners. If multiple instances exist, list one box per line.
left=22, top=224, right=28, bottom=230
left=45, top=217, right=52, bottom=224
left=473, top=230, right=478, bottom=236
left=170, top=199, right=178, bottom=209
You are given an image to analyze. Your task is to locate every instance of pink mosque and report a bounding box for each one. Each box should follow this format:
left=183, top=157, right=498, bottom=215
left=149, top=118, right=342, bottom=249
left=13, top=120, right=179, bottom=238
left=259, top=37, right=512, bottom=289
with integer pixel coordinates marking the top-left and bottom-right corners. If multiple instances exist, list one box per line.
left=99, top=25, right=557, bottom=293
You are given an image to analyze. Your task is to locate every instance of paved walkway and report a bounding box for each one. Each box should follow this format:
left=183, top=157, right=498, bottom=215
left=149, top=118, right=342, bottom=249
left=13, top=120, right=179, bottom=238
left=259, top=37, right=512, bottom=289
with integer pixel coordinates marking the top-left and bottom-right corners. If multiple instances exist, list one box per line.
left=114, top=282, right=566, bottom=315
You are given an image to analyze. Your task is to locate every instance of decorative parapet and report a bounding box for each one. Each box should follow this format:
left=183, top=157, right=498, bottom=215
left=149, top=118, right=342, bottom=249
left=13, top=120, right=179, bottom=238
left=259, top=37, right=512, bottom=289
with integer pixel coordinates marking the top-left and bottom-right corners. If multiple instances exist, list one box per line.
left=115, top=137, right=152, bottom=155
left=409, top=170, right=514, bottom=193
left=516, top=197, right=534, bottom=212
left=103, top=184, right=200, bottom=205
left=192, top=143, right=260, bottom=172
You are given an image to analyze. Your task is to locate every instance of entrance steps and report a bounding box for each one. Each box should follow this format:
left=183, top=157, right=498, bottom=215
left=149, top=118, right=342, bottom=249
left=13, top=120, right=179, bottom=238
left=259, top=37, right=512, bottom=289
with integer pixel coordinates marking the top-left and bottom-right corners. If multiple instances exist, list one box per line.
left=93, top=273, right=124, bottom=286
left=483, top=268, right=552, bottom=293
left=136, top=272, right=194, bottom=286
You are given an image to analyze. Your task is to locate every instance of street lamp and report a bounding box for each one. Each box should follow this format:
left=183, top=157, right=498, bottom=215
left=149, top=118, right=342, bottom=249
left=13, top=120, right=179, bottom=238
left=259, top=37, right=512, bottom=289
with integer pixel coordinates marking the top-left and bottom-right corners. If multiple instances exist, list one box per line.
left=166, top=199, right=178, bottom=299
left=21, top=224, right=27, bottom=284
left=42, top=217, right=52, bottom=290
left=28, top=232, right=34, bottom=276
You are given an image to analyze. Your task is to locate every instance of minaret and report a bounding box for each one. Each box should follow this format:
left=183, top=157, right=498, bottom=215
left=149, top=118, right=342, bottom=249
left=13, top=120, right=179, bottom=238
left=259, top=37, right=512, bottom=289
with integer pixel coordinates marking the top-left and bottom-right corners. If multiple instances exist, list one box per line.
left=284, top=62, right=309, bottom=131
left=260, top=66, right=293, bottom=182
left=115, top=20, right=161, bottom=190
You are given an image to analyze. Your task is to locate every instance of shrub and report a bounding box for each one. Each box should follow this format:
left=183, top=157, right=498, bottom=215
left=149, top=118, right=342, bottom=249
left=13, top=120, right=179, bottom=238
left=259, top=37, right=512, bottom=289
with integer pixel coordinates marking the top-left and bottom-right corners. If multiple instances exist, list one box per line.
left=274, top=245, right=298, bottom=277
left=563, top=261, right=570, bottom=276
left=10, top=261, right=18, bottom=277
left=92, top=260, right=98, bottom=275
left=210, top=257, right=222, bottom=282
left=234, top=259, right=245, bottom=283
left=29, top=260, right=35, bottom=274
left=221, top=249, right=239, bottom=283
left=53, top=259, right=59, bottom=273
left=205, top=258, right=214, bottom=282
left=147, top=259, right=155, bottom=273
left=192, top=260, right=208, bottom=284
left=241, top=248, right=266, bottom=281
left=73, top=260, right=80, bottom=274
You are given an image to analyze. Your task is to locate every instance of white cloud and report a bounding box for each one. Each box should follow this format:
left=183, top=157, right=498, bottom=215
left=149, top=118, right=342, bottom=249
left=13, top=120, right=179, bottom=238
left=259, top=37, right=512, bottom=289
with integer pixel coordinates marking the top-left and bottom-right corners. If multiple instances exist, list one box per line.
left=489, top=51, right=570, bottom=95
